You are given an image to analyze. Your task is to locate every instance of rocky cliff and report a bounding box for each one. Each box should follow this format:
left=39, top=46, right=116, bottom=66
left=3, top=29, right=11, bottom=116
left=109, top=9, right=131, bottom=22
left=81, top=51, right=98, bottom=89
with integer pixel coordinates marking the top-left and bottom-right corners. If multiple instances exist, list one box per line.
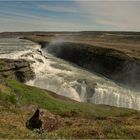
left=0, top=58, right=35, bottom=82
left=43, top=42, right=140, bottom=90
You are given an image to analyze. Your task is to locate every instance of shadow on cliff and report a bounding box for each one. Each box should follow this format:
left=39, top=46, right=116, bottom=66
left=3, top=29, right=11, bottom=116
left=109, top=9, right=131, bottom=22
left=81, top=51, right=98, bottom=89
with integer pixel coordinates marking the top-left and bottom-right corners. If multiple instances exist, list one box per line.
left=42, top=42, right=140, bottom=91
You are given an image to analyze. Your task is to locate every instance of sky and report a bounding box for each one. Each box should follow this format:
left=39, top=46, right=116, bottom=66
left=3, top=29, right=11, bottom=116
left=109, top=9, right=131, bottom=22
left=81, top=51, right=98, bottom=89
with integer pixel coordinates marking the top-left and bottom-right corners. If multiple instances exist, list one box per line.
left=0, top=0, right=140, bottom=32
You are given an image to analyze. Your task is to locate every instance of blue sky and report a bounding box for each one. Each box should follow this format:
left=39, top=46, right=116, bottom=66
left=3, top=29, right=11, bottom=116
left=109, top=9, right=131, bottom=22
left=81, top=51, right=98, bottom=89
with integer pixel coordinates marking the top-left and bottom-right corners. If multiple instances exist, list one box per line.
left=0, top=1, right=140, bottom=32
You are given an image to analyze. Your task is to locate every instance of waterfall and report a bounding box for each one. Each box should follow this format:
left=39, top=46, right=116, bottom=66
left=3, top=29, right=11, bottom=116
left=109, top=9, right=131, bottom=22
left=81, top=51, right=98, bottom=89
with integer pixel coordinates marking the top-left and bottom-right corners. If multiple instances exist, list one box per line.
left=92, top=84, right=140, bottom=110
left=80, top=80, right=87, bottom=102
left=0, top=38, right=140, bottom=110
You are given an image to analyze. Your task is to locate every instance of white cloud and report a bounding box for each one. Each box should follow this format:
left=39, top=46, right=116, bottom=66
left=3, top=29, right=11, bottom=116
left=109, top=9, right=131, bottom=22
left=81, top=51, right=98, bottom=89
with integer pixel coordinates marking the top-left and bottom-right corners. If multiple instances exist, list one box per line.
left=0, top=12, right=84, bottom=31
left=0, top=1, right=140, bottom=31
left=76, top=1, right=140, bottom=31
left=39, top=4, right=81, bottom=14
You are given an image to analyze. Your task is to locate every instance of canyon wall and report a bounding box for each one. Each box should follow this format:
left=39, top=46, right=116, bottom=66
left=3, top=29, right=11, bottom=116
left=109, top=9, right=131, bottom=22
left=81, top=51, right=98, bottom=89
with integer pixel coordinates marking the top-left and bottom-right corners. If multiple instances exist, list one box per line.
left=44, top=42, right=140, bottom=90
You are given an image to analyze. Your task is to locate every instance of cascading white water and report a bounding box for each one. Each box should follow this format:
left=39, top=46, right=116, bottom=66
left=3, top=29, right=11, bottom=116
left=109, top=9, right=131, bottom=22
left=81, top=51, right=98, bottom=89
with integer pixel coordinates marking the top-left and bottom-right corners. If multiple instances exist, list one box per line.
left=0, top=38, right=140, bottom=110
left=80, top=81, right=87, bottom=102
left=93, top=83, right=140, bottom=109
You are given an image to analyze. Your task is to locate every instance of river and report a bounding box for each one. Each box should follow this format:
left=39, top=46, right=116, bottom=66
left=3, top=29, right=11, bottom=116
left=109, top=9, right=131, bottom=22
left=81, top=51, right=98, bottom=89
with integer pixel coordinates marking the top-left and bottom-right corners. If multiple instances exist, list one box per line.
left=0, top=38, right=140, bottom=110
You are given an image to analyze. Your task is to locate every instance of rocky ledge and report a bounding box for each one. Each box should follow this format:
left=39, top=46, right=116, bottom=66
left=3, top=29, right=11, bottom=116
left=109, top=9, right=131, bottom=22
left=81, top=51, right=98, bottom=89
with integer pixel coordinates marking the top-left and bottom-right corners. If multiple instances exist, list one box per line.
left=26, top=108, right=59, bottom=132
left=0, top=58, right=35, bottom=82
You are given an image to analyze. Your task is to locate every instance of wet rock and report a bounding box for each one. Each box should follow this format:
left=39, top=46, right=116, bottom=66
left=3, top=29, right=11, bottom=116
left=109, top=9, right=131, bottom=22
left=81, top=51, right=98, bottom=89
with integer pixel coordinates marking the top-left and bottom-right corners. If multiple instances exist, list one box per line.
left=35, top=58, right=44, bottom=63
left=26, top=109, right=59, bottom=132
left=36, top=49, right=43, bottom=55
left=74, top=79, right=97, bottom=102
left=77, top=79, right=97, bottom=86
left=26, top=109, right=42, bottom=130
left=44, top=56, right=48, bottom=59
left=0, top=58, right=35, bottom=82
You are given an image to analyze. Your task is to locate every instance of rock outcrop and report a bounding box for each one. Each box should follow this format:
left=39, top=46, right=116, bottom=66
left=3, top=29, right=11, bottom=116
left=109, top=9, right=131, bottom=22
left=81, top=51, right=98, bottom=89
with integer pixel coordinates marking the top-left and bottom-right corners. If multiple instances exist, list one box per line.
left=73, top=79, right=97, bottom=103
left=26, top=109, right=59, bottom=132
left=0, top=58, right=35, bottom=82
left=26, top=109, right=42, bottom=130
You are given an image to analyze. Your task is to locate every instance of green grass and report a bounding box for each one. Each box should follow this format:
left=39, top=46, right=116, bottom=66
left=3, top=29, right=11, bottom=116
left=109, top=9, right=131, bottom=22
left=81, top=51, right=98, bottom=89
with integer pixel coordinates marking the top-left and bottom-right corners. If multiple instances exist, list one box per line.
left=3, top=78, right=138, bottom=118
left=0, top=78, right=140, bottom=139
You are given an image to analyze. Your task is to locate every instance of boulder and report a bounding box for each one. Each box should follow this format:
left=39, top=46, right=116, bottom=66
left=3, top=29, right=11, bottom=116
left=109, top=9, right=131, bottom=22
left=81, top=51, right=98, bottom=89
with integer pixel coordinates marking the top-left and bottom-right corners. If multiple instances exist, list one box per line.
left=26, top=109, right=59, bottom=132
left=26, top=109, right=42, bottom=130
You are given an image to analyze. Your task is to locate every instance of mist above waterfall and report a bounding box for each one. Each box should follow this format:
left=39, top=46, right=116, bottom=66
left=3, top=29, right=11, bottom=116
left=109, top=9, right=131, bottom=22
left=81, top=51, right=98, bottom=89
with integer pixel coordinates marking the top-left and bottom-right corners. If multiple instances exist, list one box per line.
left=44, top=37, right=65, bottom=57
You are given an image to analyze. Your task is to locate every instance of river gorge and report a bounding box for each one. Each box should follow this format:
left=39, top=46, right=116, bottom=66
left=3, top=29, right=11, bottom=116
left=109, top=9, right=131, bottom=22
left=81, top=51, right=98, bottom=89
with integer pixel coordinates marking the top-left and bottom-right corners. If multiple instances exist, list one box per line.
left=0, top=37, right=140, bottom=110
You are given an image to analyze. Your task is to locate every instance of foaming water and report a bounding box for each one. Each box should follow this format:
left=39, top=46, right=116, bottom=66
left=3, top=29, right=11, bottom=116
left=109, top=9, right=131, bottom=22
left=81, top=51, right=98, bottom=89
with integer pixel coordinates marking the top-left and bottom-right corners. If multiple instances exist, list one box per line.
left=0, top=38, right=140, bottom=110
left=93, top=83, right=140, bottom=109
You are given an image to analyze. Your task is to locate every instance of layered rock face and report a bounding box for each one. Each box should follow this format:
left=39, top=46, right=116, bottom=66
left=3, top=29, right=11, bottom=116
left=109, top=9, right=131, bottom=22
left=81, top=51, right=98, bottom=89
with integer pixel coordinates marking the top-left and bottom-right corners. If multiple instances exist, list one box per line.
left=0, top=59, right=35, bottom=82
left=44, top=42, right=140, bottom=89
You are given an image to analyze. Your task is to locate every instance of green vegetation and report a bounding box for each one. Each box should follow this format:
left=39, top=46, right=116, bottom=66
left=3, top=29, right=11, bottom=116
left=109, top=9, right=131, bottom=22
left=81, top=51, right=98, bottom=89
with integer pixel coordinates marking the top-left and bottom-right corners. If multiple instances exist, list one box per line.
left=0, top=78, right=140, bottom=139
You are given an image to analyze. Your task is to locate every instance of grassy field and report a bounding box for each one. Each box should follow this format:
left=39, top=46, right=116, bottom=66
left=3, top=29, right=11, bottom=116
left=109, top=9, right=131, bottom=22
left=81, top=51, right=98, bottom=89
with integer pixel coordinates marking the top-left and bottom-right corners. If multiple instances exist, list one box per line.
left=0, top=78, right=140, bottom=139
